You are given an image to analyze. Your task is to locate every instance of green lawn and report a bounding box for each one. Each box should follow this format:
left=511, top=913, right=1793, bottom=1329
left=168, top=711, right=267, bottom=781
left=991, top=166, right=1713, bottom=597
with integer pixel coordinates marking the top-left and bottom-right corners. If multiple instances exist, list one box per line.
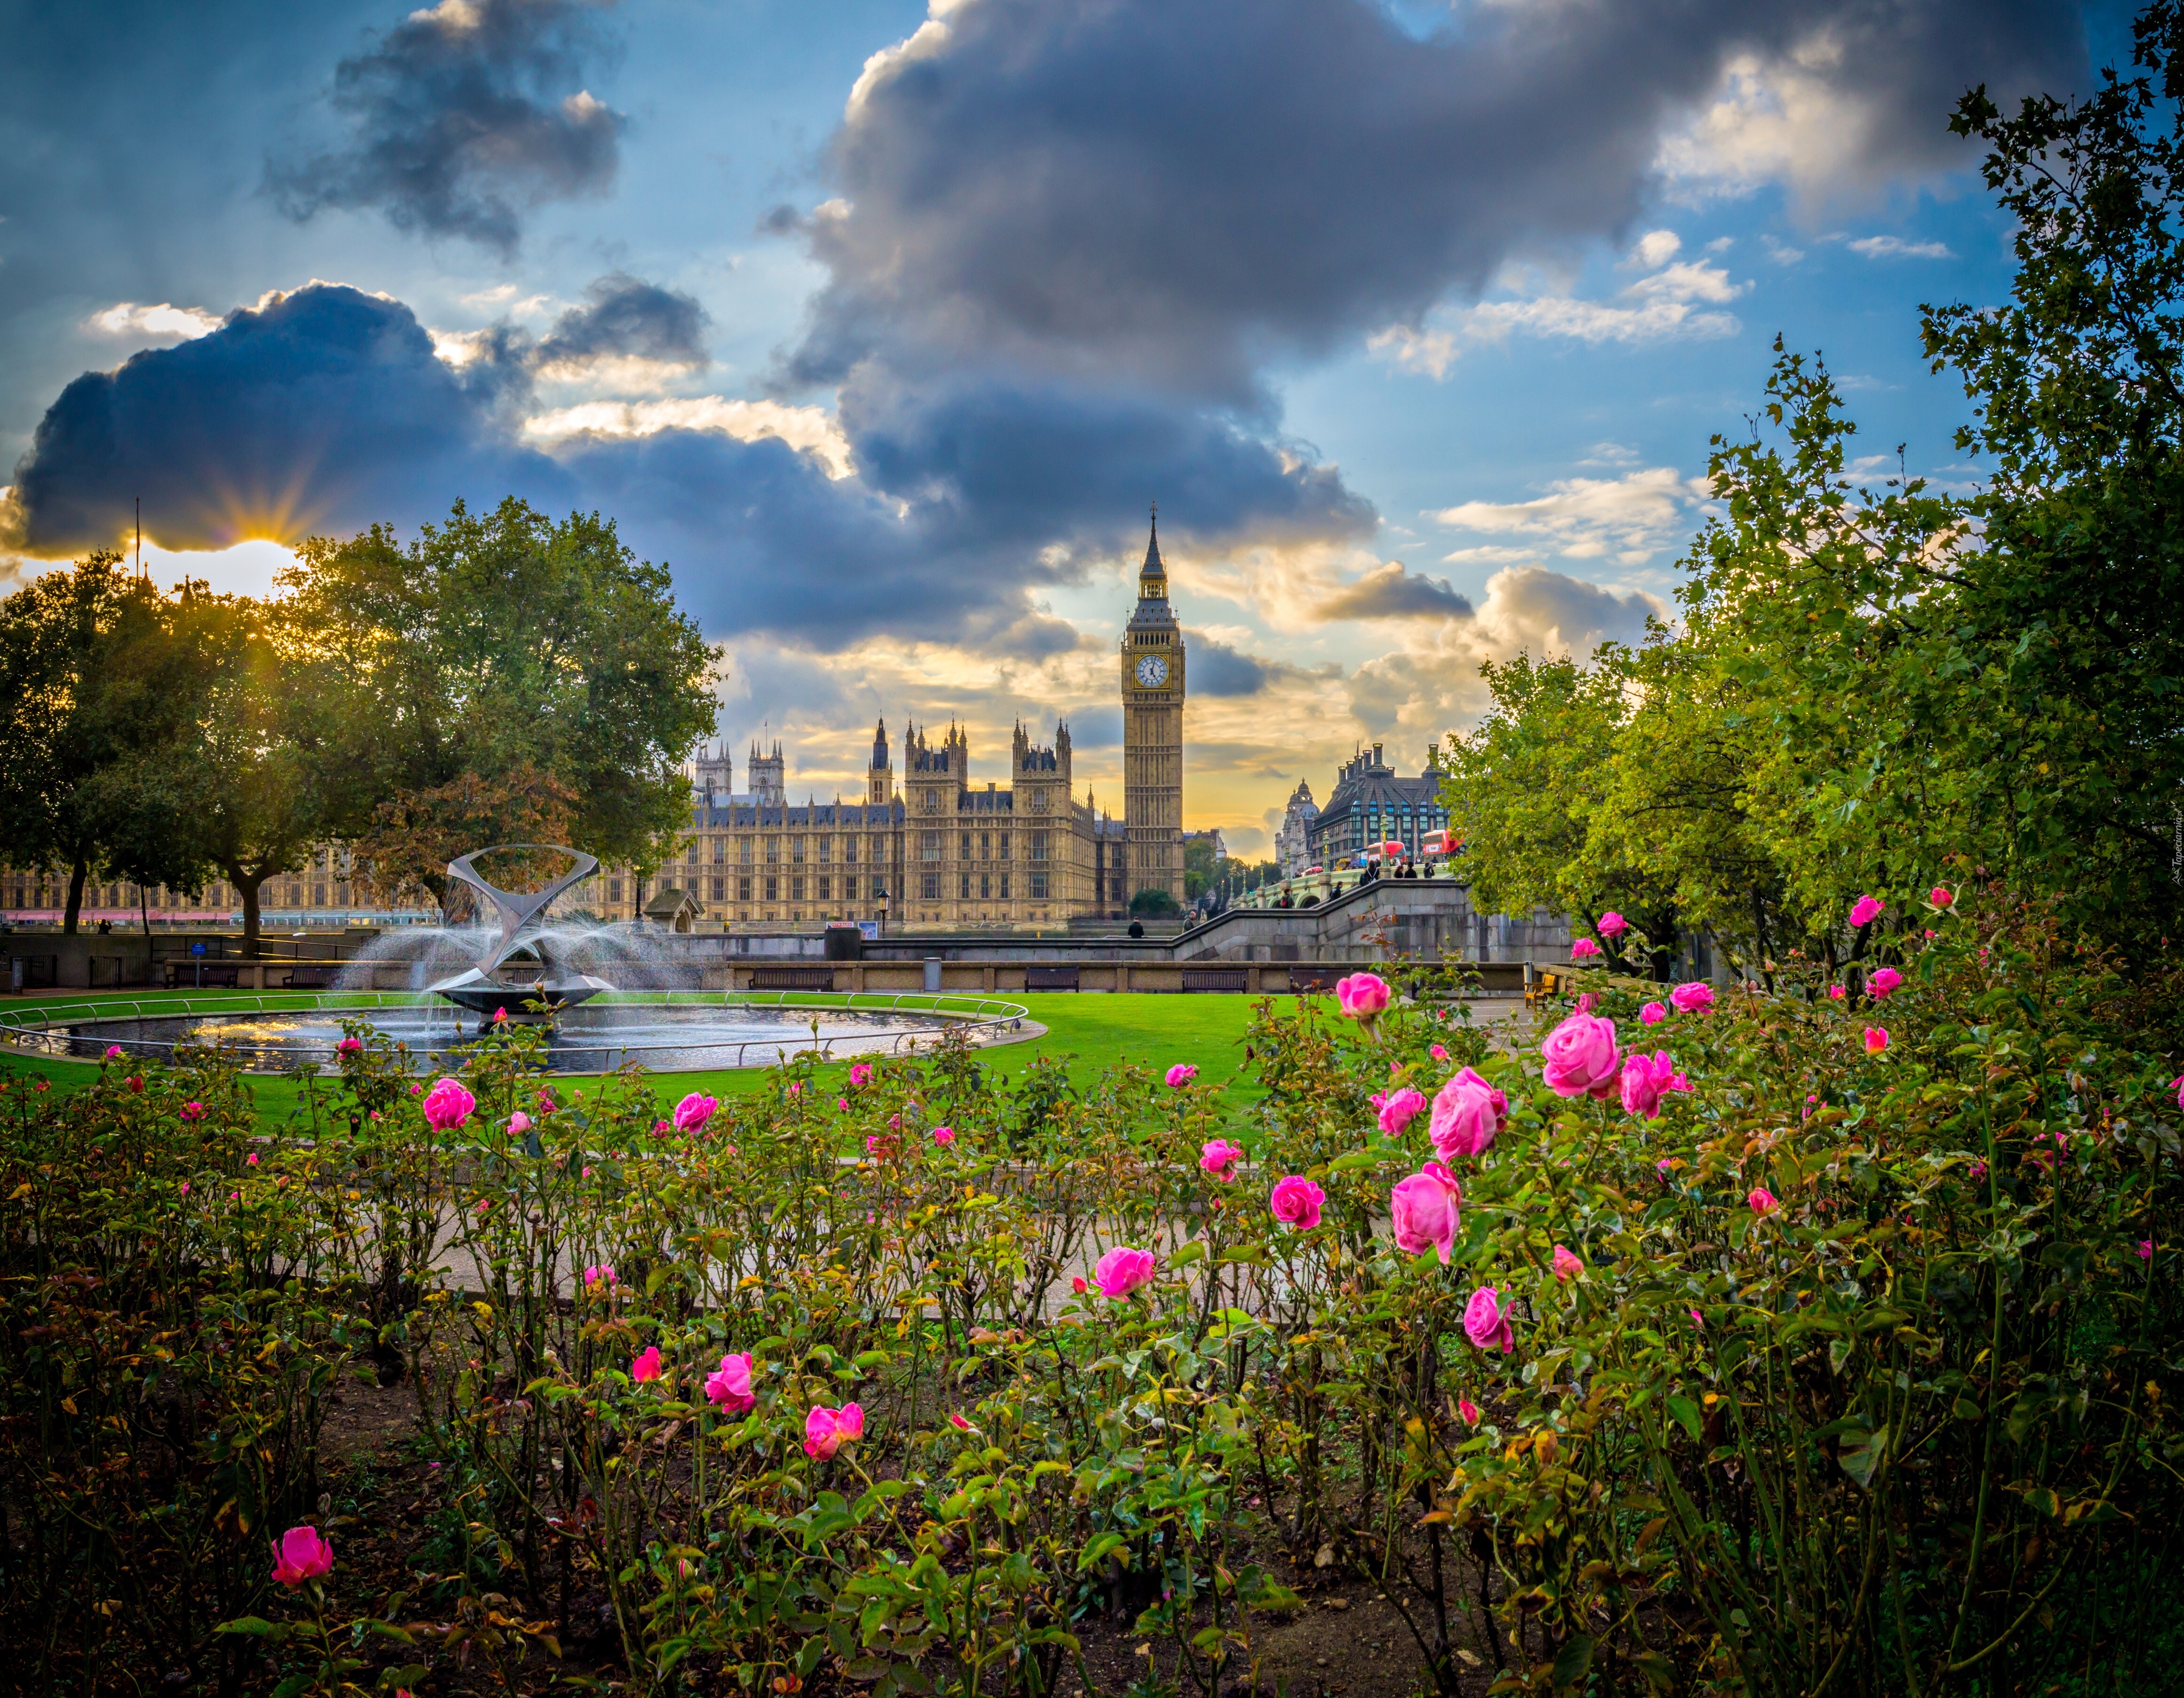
left=0, top=988, right=1275, bottom=1126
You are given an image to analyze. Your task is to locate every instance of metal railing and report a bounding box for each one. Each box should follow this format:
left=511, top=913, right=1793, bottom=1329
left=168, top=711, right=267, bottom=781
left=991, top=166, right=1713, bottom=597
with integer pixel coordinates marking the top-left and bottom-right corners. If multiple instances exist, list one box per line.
left=0, top=988, right=1034, bottom=1073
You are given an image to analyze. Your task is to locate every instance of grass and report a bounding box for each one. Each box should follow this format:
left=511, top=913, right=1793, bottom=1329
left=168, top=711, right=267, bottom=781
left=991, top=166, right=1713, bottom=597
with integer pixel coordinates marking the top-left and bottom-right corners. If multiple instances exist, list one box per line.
left=0, top=988, right=1276, bottom=1126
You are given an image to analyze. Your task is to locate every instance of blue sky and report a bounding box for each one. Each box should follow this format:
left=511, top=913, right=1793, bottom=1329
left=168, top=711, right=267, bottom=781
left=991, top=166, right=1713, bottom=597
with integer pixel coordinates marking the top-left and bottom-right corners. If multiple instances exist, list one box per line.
left=0, top=0, right=2120, bottom=855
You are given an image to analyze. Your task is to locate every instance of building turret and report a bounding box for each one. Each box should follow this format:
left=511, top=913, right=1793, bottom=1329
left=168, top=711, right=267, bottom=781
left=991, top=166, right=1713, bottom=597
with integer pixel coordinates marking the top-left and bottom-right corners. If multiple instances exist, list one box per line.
left=867, top=715, right=892, bottom=806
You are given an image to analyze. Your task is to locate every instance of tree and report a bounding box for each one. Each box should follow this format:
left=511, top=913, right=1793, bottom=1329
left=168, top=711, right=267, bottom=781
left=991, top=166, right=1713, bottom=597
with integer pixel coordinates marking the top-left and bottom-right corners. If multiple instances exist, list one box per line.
left=158, top=591, right=380, bottom=955
left=283, top=497, right=720, bottom=882
left=1916, top=10, right=2184, bottom=932
left=351, top=765, right=578, bottom=918
left=0, top=555, right=211, bottom=932
left=1129, top=887, right=1180, bottom=917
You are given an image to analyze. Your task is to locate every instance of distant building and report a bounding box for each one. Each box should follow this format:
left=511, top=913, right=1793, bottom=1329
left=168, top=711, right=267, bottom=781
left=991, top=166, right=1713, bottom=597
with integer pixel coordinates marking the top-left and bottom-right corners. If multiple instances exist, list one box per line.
left=1275, top=781, right=1319, bottom=876
left=1183, top=827, right=1228, bottom=861
left=1306, top=744, right=1450, bottom=865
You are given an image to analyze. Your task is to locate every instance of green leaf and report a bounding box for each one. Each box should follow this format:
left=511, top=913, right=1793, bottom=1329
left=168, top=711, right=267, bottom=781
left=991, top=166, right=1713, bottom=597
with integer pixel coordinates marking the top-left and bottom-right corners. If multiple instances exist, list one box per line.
left=1327, top=1150, right=1382, bottom=1173
left=215, top=1617, right=289, bottom=1641
left=1837, top=1424, right=1886, bottom=1489
left=1168, top=1240, right=1206, bottom=1269
left=1666, top=1395, right=1702, bottom=1443
left=1552, top=1634, right=1595, bottom=1690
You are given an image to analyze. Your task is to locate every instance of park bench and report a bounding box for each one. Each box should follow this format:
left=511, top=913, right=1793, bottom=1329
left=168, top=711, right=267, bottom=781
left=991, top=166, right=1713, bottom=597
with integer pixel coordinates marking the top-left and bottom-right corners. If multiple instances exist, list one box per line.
left=1180, top=967, right=1249, bottom=993
left=1525, top=968, right=1570, bottom=1007
left=1023, top=965, right=1080, bottom=991
left=1288, top=966, right=1340, bottom=996
left=281, top=964, right=341, bottom=989
left=749, top=965, right=836, bottom=992
left=165, top=961, right=241, bottom=989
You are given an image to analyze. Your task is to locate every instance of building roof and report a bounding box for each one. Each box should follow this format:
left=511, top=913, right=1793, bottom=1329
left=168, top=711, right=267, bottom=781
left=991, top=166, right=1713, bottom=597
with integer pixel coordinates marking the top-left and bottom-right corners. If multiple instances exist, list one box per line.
left=1308, top=745, right=1445, bottom=846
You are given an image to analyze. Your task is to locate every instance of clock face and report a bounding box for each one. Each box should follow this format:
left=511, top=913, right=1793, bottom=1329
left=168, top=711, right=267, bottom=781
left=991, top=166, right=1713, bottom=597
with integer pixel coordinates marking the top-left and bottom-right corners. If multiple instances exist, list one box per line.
left=1135, top=653, right=1170, bottom=687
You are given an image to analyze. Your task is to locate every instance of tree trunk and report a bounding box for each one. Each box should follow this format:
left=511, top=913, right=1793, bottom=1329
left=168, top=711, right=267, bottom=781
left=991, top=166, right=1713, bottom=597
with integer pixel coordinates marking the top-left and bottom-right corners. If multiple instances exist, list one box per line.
left=237, top=874, right=263, bottom=958
left=63, top=856, right=88, bottom=935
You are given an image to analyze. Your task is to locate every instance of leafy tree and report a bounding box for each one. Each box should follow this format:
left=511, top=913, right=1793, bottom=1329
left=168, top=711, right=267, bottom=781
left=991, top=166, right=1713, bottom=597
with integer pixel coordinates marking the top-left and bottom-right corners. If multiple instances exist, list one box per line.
left=0, top=555, right=210, bottom=932
left=1129, top=886, right=1180, bottom=917
left=351, top=765, right=578, bottom=919
left=1918, top=10, right=2184, bottom=931
left=283, top=497, right=720, bottom=881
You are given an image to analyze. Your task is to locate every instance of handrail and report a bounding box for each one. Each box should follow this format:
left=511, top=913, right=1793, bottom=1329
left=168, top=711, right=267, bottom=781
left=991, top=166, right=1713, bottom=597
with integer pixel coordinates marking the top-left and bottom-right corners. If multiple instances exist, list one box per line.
left=0, top=987, right=1031, bottom=1073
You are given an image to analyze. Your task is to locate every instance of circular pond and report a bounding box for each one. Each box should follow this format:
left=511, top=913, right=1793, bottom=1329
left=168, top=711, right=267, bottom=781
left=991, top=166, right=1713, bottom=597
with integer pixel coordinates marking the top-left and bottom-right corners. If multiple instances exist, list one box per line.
left=1, top=993, right=1035, bottom=1074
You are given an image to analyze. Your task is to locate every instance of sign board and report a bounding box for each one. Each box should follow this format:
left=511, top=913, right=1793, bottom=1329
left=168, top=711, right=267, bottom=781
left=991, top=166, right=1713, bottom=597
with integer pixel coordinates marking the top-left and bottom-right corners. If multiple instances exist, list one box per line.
left=857, top=920, right=880, bottom=941
left=191, top=942, right=207, bottom=956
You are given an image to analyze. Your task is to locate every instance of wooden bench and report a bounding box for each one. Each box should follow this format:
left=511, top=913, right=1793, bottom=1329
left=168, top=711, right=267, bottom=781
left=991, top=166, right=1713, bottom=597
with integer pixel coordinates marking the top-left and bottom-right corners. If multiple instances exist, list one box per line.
left=165, top=961, right=241, bottom=989
left=281, top=964, right=342, bottom=989
left=749, top=965, right=836, bottom=992
left=1023, top=965, right=1080, bottom=991
left=1180, top=967, right=1249, bottom=993
left=1525, top=968, right=1570, bottom=1007
left=1289, top=967, right=1340, bottom=995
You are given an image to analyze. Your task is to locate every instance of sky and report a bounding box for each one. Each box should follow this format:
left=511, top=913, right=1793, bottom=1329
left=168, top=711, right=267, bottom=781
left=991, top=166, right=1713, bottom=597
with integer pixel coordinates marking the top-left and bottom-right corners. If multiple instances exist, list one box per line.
left=0, top=0, right=2129, bottom=857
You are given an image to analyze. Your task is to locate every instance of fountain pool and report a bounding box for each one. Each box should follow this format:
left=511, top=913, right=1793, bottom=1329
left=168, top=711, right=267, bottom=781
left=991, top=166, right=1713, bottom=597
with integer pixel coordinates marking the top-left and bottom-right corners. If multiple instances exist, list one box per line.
left=0, top=992, right=1036, bottom=1075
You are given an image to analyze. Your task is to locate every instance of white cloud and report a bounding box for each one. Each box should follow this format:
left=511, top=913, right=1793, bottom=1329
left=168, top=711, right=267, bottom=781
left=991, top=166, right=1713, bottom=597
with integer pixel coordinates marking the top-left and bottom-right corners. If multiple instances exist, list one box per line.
left=84, top=301, right=222, bottom=342
left=1371, top=240, right=1745, bottom=377
left=1761, top=234, right=1805, bottom=265
left=520, top=396, right=857, bottom=479
left=1427, top=465, right=1709, bottom=566
left=1847, top=234, right=1954, bottom=259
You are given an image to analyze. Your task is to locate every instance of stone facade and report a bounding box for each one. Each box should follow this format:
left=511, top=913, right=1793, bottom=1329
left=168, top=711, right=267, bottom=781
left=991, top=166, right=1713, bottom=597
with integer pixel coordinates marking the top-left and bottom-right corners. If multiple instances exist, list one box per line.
left=1275, top=780, right=1320, bottom=876
left=1120, top=515, right=1187, bottom=906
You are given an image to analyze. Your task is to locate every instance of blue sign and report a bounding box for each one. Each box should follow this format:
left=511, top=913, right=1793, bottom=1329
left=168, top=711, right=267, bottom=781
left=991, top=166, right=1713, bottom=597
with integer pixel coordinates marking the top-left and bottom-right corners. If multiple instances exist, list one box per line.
left=858, top=920, right=880, bottom=941
left=191, top=942, right=207, bottom=956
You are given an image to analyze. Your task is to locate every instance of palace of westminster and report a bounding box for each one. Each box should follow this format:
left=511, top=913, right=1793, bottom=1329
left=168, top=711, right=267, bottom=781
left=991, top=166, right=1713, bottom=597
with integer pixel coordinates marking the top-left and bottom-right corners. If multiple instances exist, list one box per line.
left=3, top=521, right=1194, bottom=934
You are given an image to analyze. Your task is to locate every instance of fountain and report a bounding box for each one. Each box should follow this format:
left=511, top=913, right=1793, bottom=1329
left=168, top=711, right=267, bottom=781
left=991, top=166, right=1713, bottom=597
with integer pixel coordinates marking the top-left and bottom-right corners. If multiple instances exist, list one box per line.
left=2, top=840, right=1040, bottom=1074
left=423, top=846, right=616, bottom=1019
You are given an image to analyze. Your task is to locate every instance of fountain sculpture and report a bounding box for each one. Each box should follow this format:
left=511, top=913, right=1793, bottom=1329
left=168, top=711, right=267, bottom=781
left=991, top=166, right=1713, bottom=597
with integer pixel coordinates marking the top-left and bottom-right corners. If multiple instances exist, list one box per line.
left=426, top=845, right=617, bottom=1018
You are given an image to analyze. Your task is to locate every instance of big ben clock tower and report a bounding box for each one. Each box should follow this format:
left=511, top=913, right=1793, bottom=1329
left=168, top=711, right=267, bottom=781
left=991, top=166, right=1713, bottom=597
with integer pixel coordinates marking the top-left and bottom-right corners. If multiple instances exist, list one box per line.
left=1121, top=506, right=1186, bottom=909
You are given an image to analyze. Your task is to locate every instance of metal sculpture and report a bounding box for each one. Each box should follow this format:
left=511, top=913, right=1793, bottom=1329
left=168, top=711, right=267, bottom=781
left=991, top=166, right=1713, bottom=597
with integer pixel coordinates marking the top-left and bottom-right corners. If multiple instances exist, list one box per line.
left=428, top=844, right=616, bottom=1017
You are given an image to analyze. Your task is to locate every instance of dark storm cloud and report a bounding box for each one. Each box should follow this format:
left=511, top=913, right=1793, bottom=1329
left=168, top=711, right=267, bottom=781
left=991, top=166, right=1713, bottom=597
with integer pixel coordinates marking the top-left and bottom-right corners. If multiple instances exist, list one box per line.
left=1318, top=562, right=1475, bottom=621
left=554, top=425, right=1083, bottom=655
left=840, top=368, right=1376, bottom=562
left=532, top=271, right=710, bottom=370
left=1188, top=637, right=1274, bottom=698
left=788, top=0, right=2083, bottom=402
left=269, top=0, right=625, bottom=255
left=3, top=284, right=566, bottom=555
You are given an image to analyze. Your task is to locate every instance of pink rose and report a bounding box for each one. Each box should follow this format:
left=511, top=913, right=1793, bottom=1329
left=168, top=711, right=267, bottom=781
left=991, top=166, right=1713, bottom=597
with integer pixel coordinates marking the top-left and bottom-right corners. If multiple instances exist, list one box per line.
left=1335, top=972, right=1391, bottom=1020
left=1849, top=894, right=1885, bottom=928
left=1864, top=1026, right=1890, bottom=1055
left=673, top=1091, right=718, bottom=1133
left=246, top=1153, right=259, bottom=1166
left=104, top=1045, right=124, bottom=1060
left=1389, top=1162, right=1463, bottom=1264
left=1200, top=1139, right=1243, bottom=1181
left=1867, top=966, right=1903, bottom=997
left=1459, top=1395, right=1482, bottom=1424
left=1552, top=1244, right=1584, bottom=1281
left=1668, top=981, right=1715, bottom=1014
left=1093, top=1246, right=1157, bottom=1298
left=1269, top=1175, right=1324, bottom=1231
left=1929, top=885, right=1954, bottom=908
left=506, top=1111, right=531, bottom=1136
left=180, top=1101, right=205, bottom=1122
left=2174, top=1073, right=2184, bottom=1112
left=848, top=1062, right=872, bottom=1088
left=1378, top=1085, right=1427, bottom=1137
left=932, top=1125, right=956, bottom=1145
left=705, top=1353, right=755, bottom=1414
left=1428, top=1067, right=1507, bottom=1160
left=1748, top=1187, right=1778, bottom=1216
left=492, top=1006, right=508, bottom=1024
left=804, top=1402, right=864, bottom=1460
left=335, top=1036, right=362, bottom=1056
left=271, top=1524, right=334, bottom=1589
left=950, top=1412, right=976, bottom=1431
left=1165, top=1063, right=1198, bottom=1088
left=1596, top=912, right=1628, bottom=937
left=1570, top=937, right=1602, bottom=960
left=1639, top=1001, right=1667, bottom=1026
left=1829, top=985, right=1846, bottom=1000
left=1429, top=1043, right=1448, bottom=1061
left=421, top=1077, right=475, bottom=1130
left=1464, top=1286, right=1514, bottom=1353
left=1620, top=1050, right=1679, bottom=1120
left=583, top=1263, right=617, bottom=1289
left=1540, top=1012, right=1619, bottom=1100
left=630, top=1346, right=663, bottom=1384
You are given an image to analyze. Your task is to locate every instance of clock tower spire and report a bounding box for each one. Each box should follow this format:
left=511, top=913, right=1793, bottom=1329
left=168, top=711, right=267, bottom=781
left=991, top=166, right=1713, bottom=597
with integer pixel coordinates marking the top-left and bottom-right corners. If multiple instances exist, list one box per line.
left=1121, top=504, right=1186, bottom=912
